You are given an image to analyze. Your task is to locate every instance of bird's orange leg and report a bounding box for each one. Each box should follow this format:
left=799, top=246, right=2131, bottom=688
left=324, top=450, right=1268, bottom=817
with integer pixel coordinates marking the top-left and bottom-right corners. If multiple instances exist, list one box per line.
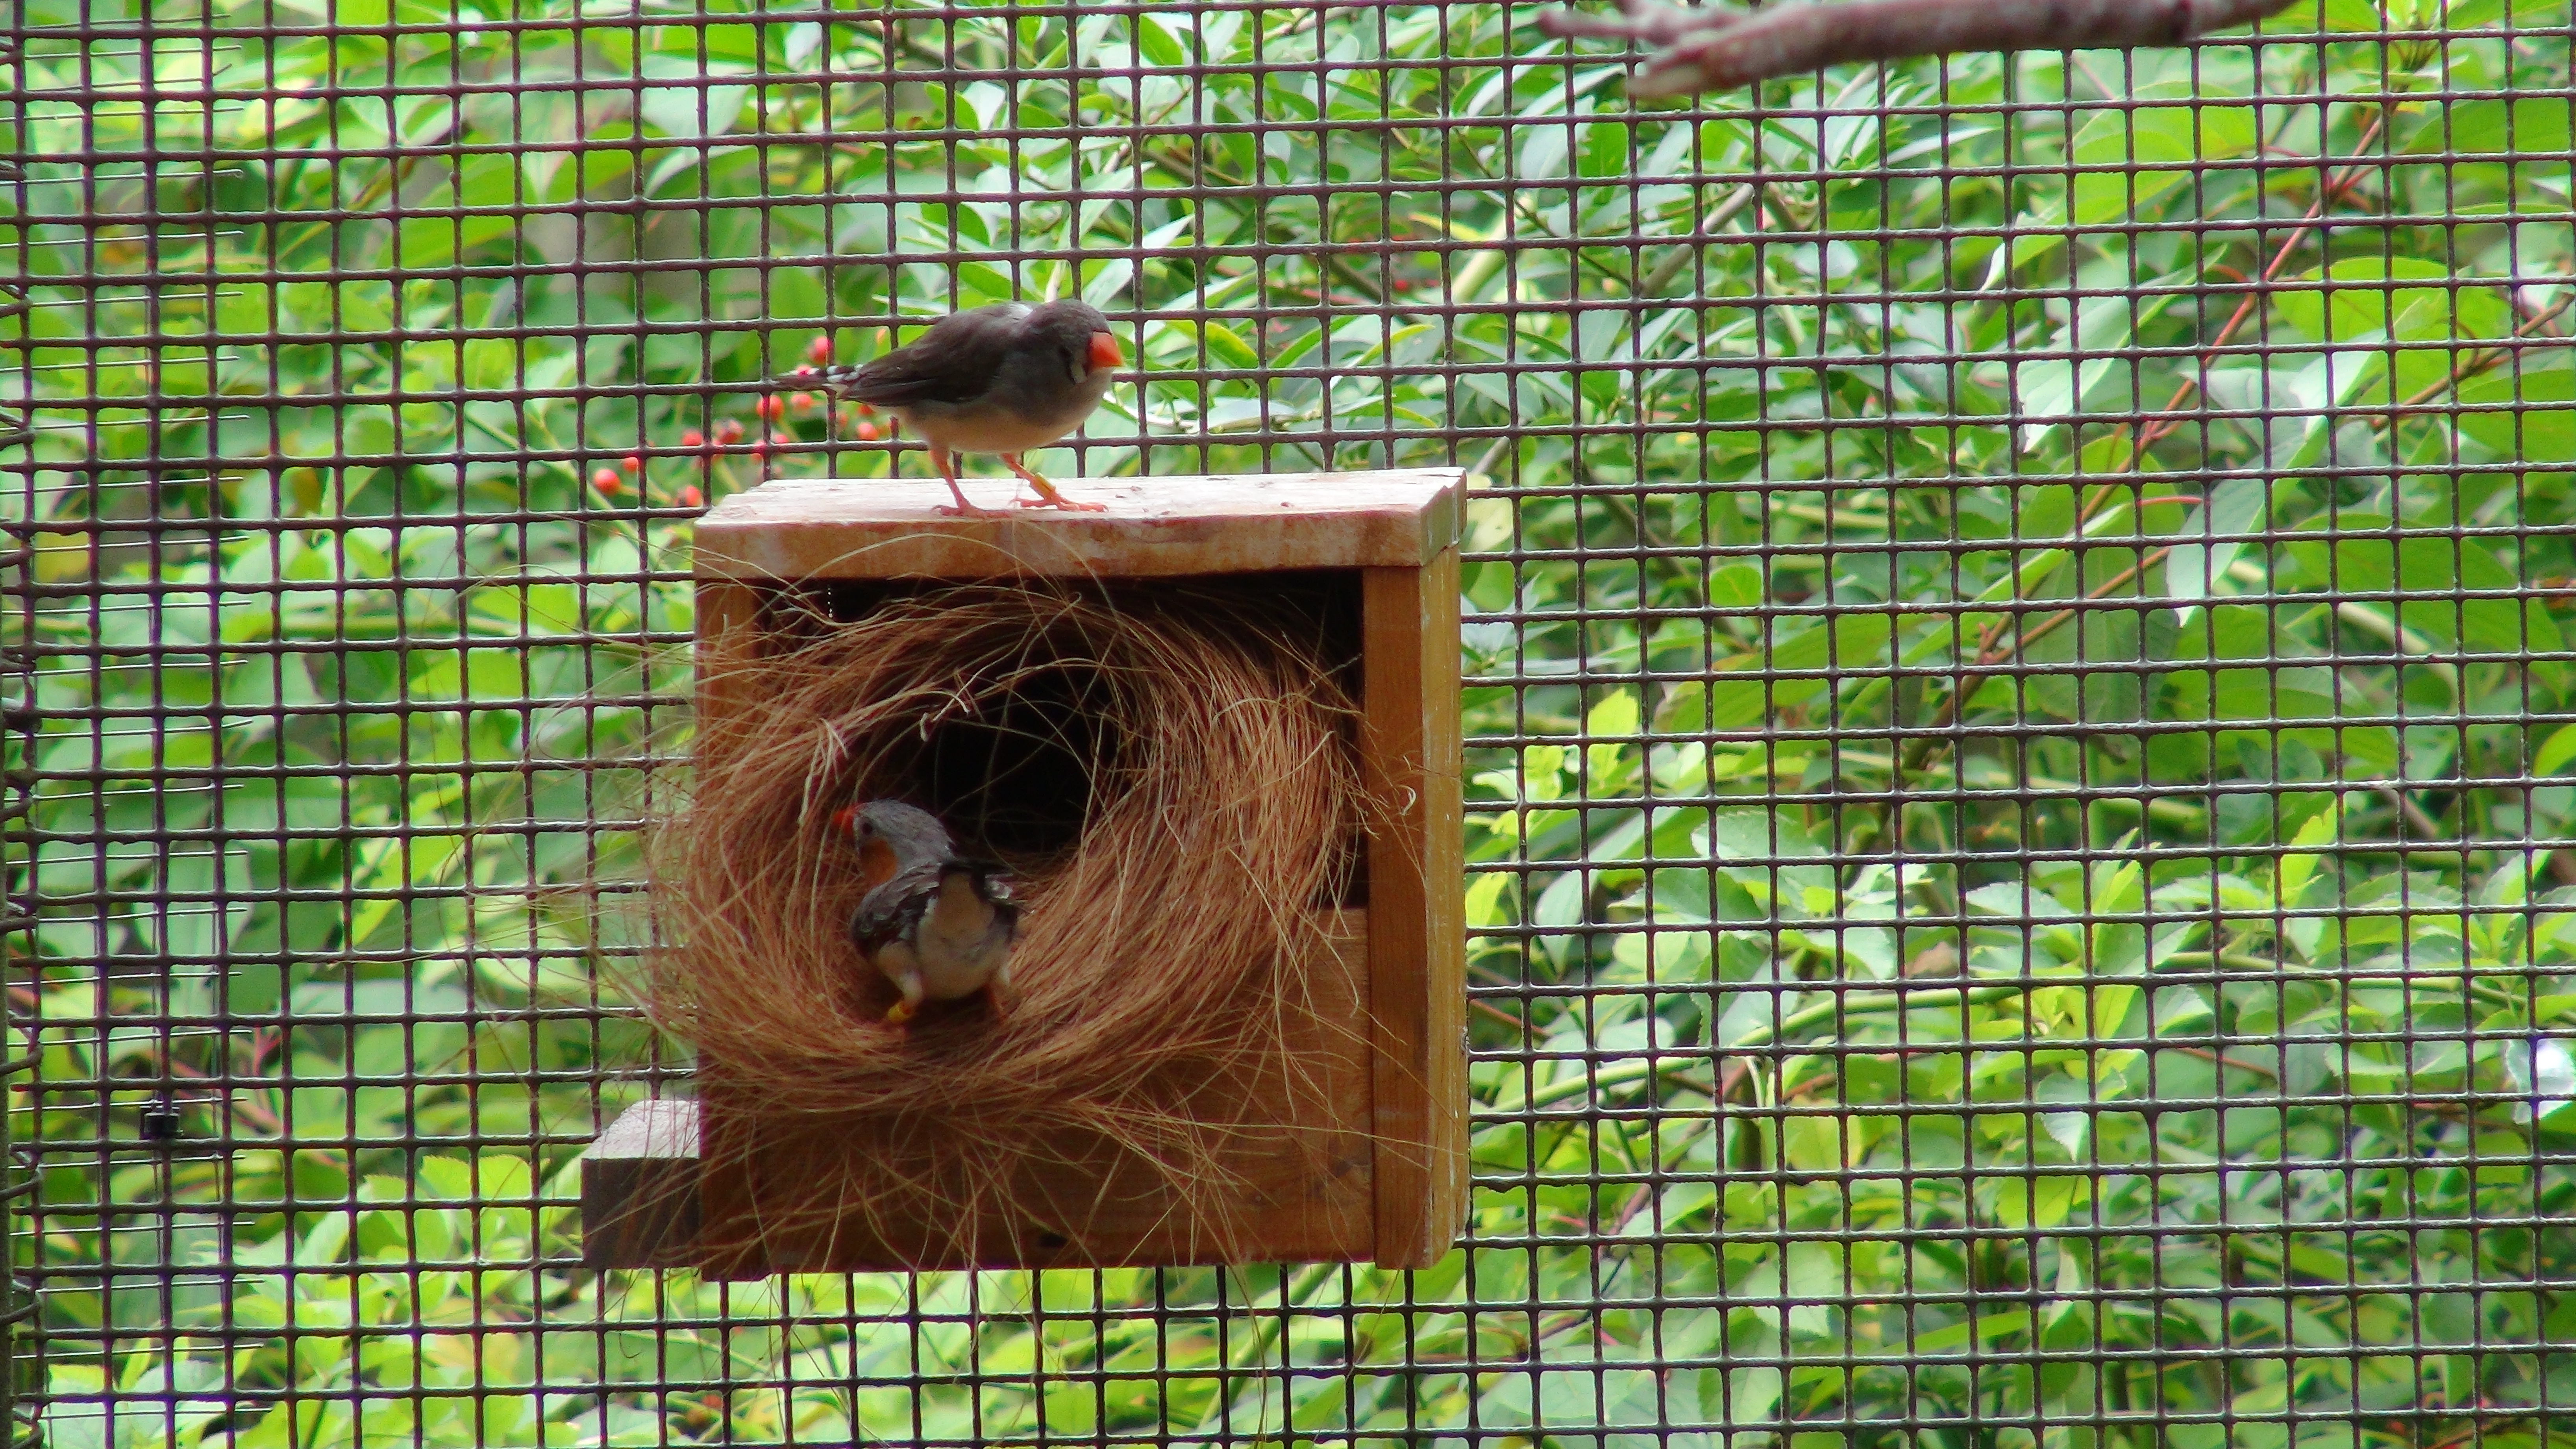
left=1004, top=454, right=1108, bottom=512
left=931, top=447, right=1002, bottom=518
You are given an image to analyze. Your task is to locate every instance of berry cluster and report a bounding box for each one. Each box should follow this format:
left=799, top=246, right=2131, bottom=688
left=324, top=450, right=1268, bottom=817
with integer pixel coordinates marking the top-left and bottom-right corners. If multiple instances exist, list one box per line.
left=780, top=331, right=884, bottom=442
left=602, top=335, right=888, bottom=514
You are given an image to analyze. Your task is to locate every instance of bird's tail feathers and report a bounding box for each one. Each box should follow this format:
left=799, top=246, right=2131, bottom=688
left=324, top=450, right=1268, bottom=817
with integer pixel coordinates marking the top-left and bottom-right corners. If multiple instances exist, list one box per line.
left=799, top=361, right=873, bottom=396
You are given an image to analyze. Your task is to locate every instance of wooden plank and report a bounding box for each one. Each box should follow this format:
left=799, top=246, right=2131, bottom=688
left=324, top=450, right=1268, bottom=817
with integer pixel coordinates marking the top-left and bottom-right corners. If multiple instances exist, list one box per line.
left=580, top=1100, right=703, bottom=1269
left=691, top=579, right=765, bottom=759
left=1418, top=547, right=1467, bottom=1254
left=696, top=469, right=1462, bottom=581
left=1361, top=548, right=1468, bottom=1268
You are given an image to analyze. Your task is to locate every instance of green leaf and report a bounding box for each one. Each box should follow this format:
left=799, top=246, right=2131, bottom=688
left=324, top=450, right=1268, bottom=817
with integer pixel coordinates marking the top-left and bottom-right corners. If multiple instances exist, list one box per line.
left=2538, top=723, right=2576, bottom=778
left=2276, top=806, right=2341, bottom=911
left=1708, top=562, right=1764, bottom=609
left=2409, top=96, right=2573, bottom=160
left=2164, top=476, right=2270, bottom=622
left=1133, top=12, right=1190, bottom=67
left=2071, top=91, right=2257, bottom=228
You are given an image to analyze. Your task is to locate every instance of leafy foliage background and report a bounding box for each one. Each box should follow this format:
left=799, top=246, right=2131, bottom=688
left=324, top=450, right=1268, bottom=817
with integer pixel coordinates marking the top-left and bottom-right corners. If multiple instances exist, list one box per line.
left=6, top=0, right=2576, bottom=1443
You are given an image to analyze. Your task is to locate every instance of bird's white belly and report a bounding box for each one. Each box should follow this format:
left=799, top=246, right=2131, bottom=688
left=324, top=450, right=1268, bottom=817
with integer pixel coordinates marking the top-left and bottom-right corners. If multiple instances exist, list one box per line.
left=914, top=914, right=1008, bottom=999
left=898, top=404, right=1084, bottom=458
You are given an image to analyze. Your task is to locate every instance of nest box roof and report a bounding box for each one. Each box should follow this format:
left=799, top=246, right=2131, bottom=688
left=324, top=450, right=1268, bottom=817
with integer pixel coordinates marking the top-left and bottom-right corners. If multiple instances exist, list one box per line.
left=695, top=468, right=1463, bottom=580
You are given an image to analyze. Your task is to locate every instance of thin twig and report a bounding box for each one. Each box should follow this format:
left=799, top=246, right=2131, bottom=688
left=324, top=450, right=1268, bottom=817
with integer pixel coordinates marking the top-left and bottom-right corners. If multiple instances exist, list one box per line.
left=2162, top=1044, right=2280, bottom=1079
left=1997, top=547, right=2173, bottom=659
left=2118, top=111, right=2391, bottom=465
left=2375, top=782, right=2451, bottom=845
left=1903, top=546, right=2173, bottom=769
left=161, top=1057, right=286, bottom=1137
left=2369, top=289, right=2576, bottom=428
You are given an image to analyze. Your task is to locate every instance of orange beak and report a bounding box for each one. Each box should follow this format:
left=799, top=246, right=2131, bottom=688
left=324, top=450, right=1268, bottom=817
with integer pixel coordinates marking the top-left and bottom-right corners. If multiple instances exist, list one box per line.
left=829, top=804, right=857, bottom=833
left=1087, top=331, right=1123, bottom=372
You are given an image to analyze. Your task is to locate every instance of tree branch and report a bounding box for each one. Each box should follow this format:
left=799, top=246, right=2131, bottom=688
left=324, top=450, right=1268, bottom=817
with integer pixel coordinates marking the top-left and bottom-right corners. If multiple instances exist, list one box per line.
left=1539, top=0, right=2306, bottom=96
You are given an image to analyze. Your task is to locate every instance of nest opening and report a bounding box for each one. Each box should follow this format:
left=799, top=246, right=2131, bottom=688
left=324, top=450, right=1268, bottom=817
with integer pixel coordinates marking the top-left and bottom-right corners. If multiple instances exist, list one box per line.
left=904, top=657, right=1122, bottom=868
left=653, top=577, right=1373, bottom=1264
left=813, top=572, right=1371, bottom=899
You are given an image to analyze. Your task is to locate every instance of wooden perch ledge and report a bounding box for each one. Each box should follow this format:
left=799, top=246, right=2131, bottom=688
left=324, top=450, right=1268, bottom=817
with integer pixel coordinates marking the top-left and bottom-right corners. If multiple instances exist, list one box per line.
left=1540, top=0, right=2304, bottom=96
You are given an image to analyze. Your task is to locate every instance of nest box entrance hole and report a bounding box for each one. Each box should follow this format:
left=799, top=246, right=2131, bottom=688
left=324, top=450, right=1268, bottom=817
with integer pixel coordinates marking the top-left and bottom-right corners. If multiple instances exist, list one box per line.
left=803, top=572, right=1371, bottom=902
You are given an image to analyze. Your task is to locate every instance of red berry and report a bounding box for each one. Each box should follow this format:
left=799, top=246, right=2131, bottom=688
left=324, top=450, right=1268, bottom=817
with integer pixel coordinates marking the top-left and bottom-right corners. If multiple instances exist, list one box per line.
left=679, top=484, right=703, bottom=508
left=854, top=421, right=880, bottom=442
left=592, top=468, right=621, bottom=494
left=754, top=396, right=783, bottom=421
left=620, top=455, right=643, bottom=473
left=807, top=335, right=833, bottom=365
left=681, top=429, right=705, bottom=448
left=714, top=420, right=745, bottom=445
left=851, top=402, right=874, bottom=417
left=790, top=392, right=815, bottom=413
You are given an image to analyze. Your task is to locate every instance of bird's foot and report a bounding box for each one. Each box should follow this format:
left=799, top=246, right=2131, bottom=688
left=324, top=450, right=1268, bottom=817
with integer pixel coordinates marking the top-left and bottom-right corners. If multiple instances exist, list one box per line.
left=931, top=456, right=1002, bottom=517
left=1004, top=460, right=1111, bottom=513
left=1012, top=491, right=1108, bottom=513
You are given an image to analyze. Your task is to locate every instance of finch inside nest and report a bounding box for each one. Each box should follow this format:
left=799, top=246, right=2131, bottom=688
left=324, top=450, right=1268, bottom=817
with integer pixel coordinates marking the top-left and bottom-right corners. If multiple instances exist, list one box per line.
left=649, top=581, right=1368, bottom=1267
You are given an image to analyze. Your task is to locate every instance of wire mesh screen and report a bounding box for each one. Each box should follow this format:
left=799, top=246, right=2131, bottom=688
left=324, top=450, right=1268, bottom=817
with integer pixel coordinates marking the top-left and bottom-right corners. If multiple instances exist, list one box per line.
left=6, top=0, right=2575, bottom=1441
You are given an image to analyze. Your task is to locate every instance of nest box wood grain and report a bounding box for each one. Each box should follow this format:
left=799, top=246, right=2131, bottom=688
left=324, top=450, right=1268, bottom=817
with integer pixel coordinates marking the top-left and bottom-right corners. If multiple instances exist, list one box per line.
left=584, top=469, right=1466, bottom=1274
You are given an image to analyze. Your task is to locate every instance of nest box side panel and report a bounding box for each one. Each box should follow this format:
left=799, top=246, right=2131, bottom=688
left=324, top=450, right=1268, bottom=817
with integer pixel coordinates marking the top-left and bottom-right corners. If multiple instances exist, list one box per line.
left=693, top=580, right=766, bottom=741
left=1362, top=547, right=1468, bottom=1269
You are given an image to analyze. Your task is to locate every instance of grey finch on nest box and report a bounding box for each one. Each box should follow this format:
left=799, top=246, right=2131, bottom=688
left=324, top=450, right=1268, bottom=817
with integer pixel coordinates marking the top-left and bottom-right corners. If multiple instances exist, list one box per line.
left=799, top=300, right=1123, bottom=517
left=831, top=799, right=1021, bottom=1027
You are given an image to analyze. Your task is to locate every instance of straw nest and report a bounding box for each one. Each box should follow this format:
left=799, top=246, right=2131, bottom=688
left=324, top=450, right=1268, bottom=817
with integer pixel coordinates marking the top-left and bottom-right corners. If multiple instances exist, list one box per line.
left=650, top=582, right=1364, bottom=1260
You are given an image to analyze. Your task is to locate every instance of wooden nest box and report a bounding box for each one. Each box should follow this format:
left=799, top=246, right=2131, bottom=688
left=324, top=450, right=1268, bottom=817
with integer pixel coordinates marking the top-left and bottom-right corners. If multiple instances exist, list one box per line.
left=583, top=469, right=1467, bottom=1274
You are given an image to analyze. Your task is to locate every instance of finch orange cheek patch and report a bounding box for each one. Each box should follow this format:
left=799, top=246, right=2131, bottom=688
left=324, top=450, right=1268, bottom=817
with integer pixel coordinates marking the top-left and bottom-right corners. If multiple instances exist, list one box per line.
left=584, top=469, right=1467, bottom=1273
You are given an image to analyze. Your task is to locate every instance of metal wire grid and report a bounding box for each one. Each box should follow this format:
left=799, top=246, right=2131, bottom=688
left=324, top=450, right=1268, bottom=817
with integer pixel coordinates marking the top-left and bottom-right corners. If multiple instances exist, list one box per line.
left=5, top=0, right=2576, bottom=1443
left=0, top=240, right=38, bottom=1449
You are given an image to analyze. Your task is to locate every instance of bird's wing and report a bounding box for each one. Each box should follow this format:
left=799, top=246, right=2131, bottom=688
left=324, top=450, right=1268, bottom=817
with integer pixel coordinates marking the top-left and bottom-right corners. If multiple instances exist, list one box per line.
left=820, top=304, right=1029, bottom=408
left=848, top=862, right=943, bottom=949
left=948, top=860, right=1023, bottom=939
